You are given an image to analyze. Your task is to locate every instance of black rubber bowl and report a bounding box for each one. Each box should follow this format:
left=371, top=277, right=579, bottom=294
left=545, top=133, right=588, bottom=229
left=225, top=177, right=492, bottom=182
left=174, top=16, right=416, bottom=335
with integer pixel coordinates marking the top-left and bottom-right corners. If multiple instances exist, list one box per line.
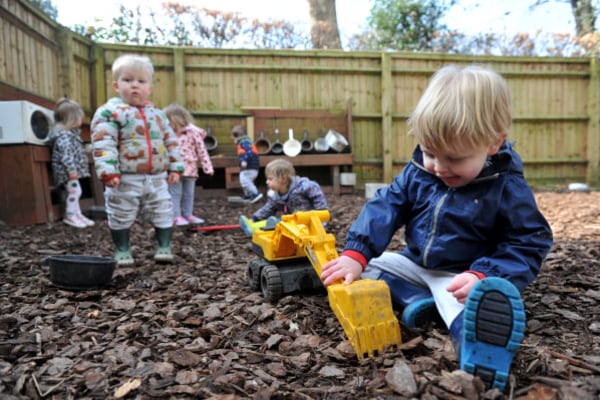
left=45, top=255, right=116, bottom=290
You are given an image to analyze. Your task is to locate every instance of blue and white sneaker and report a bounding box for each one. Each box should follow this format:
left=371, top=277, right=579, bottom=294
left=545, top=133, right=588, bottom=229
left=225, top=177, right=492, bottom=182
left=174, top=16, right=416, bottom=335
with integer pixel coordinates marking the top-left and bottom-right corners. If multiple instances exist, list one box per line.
left=248, top=193, right=263, bottom=204
left=460, top=277, right=526, bottom=392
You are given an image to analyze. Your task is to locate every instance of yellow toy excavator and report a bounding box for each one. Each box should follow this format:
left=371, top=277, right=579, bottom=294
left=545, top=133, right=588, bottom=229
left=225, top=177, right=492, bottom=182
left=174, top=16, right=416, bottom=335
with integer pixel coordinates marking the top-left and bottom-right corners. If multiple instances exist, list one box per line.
left=246, top=210, right=401, bottom=361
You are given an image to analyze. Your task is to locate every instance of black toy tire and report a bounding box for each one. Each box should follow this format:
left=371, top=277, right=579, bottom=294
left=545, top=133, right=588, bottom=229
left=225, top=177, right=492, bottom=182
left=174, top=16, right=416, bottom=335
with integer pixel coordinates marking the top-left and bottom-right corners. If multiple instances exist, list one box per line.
left=246, top=263, right=261, bottom=291
left=247, top=258, right=271, bottom=291
left=261, top=264, right=283, bottom=302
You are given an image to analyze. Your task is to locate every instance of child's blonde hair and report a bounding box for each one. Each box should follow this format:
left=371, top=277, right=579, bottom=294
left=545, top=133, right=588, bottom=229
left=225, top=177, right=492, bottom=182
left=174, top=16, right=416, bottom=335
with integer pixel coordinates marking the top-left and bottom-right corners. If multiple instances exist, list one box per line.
left=111, top=54, right=154, bottom=81
left=265, top=159, right=296, bottom=182
left=163, top=103, right=193, bottom=131
left=408, top=64, right=512, bottom=152
left=230, top=125, right=246, bottom=139
left=54, top=97, right=84, bottom=130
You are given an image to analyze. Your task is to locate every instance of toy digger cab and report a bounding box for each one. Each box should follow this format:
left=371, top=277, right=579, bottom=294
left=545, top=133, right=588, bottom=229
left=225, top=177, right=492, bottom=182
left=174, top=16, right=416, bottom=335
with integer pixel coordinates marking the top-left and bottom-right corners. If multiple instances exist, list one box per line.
left=247, top=210, right=401, bottom=360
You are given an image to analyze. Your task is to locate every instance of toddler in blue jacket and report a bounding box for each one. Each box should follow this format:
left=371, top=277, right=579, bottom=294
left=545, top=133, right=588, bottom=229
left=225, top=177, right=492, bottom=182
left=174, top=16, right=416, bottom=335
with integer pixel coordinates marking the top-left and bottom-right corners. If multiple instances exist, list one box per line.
left=321, top=64, right=553, bottom=392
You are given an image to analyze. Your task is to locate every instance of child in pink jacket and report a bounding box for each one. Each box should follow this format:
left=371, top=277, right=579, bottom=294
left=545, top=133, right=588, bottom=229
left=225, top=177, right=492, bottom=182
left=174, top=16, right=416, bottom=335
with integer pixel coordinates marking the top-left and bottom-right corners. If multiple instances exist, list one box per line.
left=163, top=103, right=214, bottom=226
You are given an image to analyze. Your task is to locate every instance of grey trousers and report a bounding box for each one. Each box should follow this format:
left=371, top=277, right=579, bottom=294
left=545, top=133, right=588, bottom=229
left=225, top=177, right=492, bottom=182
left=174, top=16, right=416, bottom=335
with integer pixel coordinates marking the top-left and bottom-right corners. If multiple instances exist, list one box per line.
left=105, top=172, right=173, bottom=230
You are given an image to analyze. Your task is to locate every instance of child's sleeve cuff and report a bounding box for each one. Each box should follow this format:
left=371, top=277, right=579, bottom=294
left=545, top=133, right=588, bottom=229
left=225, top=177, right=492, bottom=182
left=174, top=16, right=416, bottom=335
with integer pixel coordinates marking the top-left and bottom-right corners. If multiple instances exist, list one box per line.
left=466, top=270, right=486, bottom=280
left=341, top=250, right=367, bottom=271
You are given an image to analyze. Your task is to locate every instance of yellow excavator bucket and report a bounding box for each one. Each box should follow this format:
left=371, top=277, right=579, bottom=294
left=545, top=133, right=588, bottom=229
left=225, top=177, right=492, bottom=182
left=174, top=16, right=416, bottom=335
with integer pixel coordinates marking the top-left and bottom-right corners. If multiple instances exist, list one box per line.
left=254, top=210, right=402, bottom=360
left=327, top=280, right=402, bottom=360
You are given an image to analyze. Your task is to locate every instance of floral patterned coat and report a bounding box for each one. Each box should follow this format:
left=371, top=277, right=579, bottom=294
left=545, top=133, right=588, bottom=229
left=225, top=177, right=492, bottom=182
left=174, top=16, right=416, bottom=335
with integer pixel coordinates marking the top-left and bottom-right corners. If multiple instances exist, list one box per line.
left=90, top=97, right=183, bottom=183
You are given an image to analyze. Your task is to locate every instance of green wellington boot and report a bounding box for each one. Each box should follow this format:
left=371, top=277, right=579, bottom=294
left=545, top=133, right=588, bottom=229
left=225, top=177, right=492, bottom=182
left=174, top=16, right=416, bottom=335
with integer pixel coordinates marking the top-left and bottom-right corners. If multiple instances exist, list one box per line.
left=110, top=229, right=134, bottom=267
left=154, top=227, right=174, bottom=263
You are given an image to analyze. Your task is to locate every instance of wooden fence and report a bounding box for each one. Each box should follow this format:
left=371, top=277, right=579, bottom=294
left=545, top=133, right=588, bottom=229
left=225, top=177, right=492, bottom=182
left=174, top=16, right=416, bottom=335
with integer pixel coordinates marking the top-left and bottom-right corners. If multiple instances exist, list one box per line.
left=1, top=0, right=598, bottom=189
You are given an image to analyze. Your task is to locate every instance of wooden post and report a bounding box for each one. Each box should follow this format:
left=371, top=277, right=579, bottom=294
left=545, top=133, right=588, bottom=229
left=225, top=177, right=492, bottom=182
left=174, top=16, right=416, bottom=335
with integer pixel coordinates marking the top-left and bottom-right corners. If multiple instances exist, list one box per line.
left=173, top=48, right=186, bottom=105
left=56, top=26, right=74, bottom=98
left=587, top=58, right=600, bottom=187
left=380, top=53, right=393, bottom=183
left=92, top=45, right=107, bottom=108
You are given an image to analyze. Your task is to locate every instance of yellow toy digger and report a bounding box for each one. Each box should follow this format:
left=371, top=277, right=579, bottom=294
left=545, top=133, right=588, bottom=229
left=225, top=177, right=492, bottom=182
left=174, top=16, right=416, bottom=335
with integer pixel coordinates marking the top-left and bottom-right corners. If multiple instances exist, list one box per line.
left=246, top=210, right=402, bottom=361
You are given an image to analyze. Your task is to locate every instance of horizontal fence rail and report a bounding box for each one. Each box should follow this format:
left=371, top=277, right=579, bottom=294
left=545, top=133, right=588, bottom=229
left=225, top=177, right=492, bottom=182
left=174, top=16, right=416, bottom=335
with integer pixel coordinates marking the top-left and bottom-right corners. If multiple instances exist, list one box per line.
left=0, top=0, right=598, bottom=189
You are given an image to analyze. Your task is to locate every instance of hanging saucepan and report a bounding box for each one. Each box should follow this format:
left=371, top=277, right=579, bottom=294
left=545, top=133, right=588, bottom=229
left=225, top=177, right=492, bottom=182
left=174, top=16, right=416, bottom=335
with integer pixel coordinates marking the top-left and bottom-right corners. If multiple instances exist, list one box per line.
left=300, top=129, right=313, bottom=153
left=203, top=126, right=218, bottom=152
left=325, top=129, right=349, bottom=153
left=314, top=128, right=329, bottom=153
left=254, top=129, right=272, bottom=155
left=283, top=128, right=302, bottom=157
left=271, top=128, right=284, bottom=155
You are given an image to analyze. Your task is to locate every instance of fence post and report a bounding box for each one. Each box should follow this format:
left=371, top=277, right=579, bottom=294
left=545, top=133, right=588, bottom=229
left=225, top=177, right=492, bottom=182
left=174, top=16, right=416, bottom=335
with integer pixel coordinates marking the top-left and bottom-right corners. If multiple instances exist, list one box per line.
left=91, top=45, right=106, bottom=109
left=173, top=48, right=186, bottom=105
left=55, top=26, right=73, bottom=99
left=588, top=58, right=600, bottom=187
left=381, top=52, right=393, bottom=183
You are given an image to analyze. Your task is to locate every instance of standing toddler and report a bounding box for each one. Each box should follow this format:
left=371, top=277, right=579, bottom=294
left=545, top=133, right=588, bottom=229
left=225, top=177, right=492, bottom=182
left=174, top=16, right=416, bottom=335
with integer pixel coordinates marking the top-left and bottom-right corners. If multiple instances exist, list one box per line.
left=91, top=54, right=184, bottom=266
left=48, top=97, right=95, bottom=228
left=231, top=125, right=262, bottom=204
left=163, top=103, right=214, bottom=227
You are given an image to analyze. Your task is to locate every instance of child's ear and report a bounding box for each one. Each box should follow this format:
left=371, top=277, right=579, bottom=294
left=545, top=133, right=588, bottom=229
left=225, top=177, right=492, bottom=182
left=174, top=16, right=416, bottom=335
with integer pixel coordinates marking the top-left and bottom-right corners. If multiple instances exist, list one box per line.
left=112, top=81, right=119, bottom=92
left=487, top=132, right=508, bottom=156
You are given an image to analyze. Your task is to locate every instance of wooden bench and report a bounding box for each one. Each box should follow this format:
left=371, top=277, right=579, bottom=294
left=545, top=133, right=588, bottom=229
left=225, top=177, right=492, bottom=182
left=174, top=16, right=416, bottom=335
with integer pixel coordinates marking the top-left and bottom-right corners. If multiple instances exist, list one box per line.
left=212, top=103, right=353, bottom=195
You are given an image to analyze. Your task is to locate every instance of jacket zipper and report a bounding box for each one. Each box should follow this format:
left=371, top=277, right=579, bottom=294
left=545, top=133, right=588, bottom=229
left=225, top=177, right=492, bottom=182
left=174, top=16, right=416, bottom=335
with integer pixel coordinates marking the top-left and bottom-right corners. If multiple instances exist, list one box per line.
left=138, top=106, right=152, bottom=173
left=423, top=191, right=449, bottom=267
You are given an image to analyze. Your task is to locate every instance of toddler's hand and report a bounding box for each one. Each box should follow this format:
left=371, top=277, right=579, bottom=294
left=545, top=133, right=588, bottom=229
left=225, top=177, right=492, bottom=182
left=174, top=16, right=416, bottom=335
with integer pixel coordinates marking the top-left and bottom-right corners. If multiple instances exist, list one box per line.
left=321, top=255, right=362, bottom=286
left=447, top=272, right=481, bottom=304
left=167, top=172, right=180, bottom=185
left=105, top=176, right=120, bottom=188
left=241, top=161, right=248, bottom=168
left=68, top=172, right=78, bottom=180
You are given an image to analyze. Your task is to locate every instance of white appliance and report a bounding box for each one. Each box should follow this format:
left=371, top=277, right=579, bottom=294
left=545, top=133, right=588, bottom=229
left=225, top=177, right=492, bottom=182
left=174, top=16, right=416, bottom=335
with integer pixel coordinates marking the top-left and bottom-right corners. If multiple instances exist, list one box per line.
left=0, top=100, right=54, bottom=145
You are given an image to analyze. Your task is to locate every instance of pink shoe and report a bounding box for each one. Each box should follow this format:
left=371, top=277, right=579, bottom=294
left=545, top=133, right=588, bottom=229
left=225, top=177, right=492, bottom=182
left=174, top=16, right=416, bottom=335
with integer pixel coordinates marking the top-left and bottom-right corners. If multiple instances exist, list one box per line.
left=174, top=216, right=190, bottom=226
left=185, top=215, right=205, bottom=224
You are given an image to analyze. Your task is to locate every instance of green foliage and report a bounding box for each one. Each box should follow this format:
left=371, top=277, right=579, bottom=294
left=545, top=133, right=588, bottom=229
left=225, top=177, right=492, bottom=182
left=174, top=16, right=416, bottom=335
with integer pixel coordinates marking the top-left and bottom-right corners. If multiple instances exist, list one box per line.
left=29, top=0, right=57, bottom=20
left=364, top=0, right=455, bottom=51
left=346, top=0, right=599, bottom=56
left=69, top=3, right=310, bottom=49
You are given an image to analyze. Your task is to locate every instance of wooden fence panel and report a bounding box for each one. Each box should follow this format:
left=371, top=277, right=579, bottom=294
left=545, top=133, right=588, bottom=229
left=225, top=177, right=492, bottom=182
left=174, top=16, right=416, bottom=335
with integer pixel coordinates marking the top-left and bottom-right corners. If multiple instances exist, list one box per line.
left=1, top=0, right=598, bottom=189
left=0, top=0, right=60, bottom=103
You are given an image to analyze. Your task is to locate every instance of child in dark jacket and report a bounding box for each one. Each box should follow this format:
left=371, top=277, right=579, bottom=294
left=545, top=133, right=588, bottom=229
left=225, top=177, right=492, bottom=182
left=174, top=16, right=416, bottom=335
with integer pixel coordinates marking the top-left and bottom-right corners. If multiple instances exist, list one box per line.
left=231, top=125, right=262, bottom=204
left=321, top=64, right=553, bottom=392
left=239, top=158, right=327, bottom=236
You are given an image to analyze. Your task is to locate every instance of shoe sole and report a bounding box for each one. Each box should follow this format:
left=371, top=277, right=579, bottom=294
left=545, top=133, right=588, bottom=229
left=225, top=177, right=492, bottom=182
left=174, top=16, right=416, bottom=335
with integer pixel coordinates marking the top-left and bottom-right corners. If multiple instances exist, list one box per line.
left=116, top=259, right=135, bottom=267
left=63, top=219, right=87, bottom=228
left=249, top=194, right=263, bottom=204
left=461, top=277, right=525, bottom=391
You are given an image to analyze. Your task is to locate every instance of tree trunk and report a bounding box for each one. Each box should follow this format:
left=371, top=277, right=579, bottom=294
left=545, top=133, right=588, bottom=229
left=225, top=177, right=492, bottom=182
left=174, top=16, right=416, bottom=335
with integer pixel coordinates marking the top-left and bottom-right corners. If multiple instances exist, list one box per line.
left=570, top=0, right=597, bottom=36
left=307, top=0, right=342, bottom=49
